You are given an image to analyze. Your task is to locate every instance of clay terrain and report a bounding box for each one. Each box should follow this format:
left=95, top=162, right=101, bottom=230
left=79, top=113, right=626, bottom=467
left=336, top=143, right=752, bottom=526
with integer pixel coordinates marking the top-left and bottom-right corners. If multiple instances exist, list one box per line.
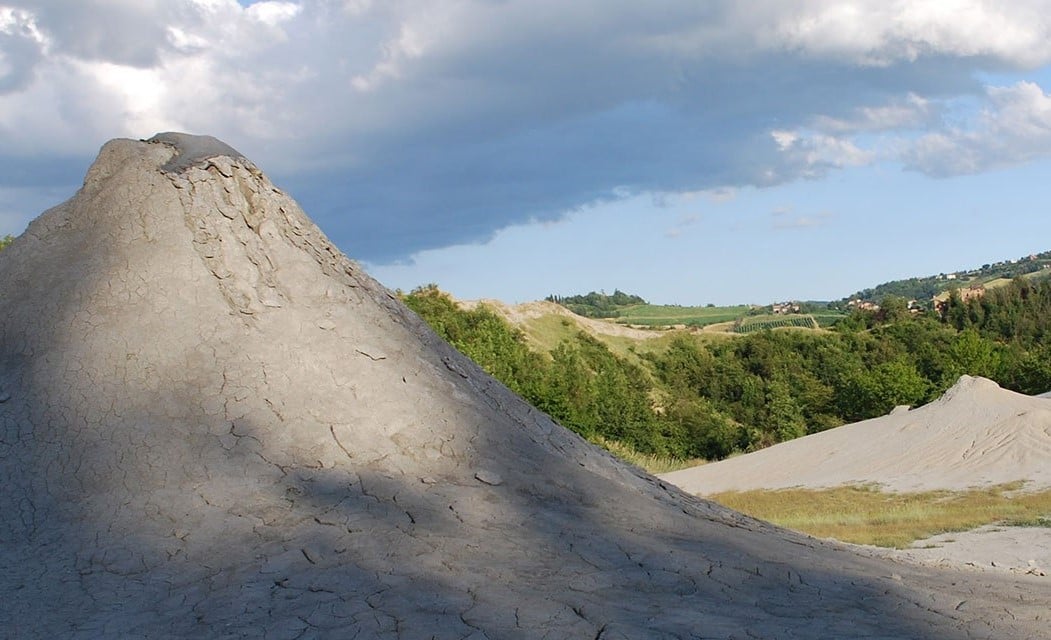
left=662, top=375, right=1051, bottom=495
left=1, top=134, right=1049, bottom=638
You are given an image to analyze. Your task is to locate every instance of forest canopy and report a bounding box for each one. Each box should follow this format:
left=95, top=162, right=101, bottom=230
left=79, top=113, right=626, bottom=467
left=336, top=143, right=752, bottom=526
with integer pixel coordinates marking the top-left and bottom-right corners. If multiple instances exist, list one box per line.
left=544, top=290, right=646, bottom=318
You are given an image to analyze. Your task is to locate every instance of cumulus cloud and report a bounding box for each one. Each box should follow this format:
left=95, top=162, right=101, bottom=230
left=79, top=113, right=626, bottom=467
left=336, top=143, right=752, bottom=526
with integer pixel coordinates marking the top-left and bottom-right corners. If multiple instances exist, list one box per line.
left=768, top=0, right=1051, bottom=67
left=903, top=81, right=1051, bottom=175
left=768, top=128, right=876, bottom=179
left=2, top=1, right=1051, bottom=257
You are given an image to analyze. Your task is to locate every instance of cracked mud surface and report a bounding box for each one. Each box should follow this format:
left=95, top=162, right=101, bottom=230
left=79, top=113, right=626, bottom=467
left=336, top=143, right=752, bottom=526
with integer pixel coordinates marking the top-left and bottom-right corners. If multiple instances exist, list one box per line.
left=1, top=136, right=1049, bottom=638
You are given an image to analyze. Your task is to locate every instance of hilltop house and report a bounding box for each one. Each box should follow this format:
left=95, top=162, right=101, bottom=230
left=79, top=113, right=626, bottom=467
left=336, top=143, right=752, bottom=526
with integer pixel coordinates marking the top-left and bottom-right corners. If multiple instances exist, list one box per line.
left=933, top=285, right=985, bottom=314
left=771, top=301, right=801, bottom=314
left=847, top=299, right=881, bottom=312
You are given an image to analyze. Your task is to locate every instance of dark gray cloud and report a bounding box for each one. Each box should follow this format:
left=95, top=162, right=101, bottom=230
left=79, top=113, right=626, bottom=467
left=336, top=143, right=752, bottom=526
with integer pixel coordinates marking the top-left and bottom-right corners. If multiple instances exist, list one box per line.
left=0, top=6, right=46, bottom=93
left=271, top=54, right=985, bottom=261
left=5, top=0, right=172, bottom=67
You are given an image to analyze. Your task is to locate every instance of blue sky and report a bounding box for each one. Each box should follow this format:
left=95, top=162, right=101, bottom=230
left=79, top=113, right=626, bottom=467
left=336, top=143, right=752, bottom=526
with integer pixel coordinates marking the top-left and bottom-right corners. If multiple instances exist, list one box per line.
left=4, top=2, right=1051, bottom=304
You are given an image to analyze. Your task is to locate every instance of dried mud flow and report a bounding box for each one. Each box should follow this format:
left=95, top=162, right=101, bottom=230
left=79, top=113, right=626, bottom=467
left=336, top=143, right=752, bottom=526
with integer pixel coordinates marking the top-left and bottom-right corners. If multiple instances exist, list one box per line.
left=1, top=136, right=1048, bottom=639
left=661, top=375, right=1051, bottom=495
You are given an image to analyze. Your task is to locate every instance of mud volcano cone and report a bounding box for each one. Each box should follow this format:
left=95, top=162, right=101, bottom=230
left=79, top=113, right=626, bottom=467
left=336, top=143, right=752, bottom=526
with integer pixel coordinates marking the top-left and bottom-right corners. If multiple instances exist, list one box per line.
left=662, top=375, right=1051, bottom=495
left=0, top=135, right=1047, bottom=638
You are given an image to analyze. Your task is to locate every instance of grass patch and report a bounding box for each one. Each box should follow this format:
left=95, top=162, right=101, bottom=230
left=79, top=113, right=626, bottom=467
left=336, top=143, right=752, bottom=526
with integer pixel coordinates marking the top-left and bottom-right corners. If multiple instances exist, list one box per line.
left=518, top=314, right=733, bottom=365
left=1003, top=515, right=1051, bottom=527
left=812, top=312, right=847, bottom=327
left=518, top=315, right=585, bottom=353
left=710, top=483, right=1051, bottom=548
left=589, top=435, right=707, bottom=475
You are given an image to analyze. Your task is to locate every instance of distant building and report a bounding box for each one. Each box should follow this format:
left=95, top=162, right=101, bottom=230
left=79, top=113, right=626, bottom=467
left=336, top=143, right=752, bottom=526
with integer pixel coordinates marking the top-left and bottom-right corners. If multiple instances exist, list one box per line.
left=933, top=285, right=985, bottom=314
left=847, top=299, right=880, bottom=312
left=771, top=301, right=801, bottom=315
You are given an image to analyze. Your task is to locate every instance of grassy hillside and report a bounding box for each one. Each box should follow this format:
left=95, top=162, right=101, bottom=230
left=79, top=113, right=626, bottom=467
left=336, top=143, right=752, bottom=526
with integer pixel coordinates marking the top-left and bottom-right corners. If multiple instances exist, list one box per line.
left=467, top=300, right=730, bottom=368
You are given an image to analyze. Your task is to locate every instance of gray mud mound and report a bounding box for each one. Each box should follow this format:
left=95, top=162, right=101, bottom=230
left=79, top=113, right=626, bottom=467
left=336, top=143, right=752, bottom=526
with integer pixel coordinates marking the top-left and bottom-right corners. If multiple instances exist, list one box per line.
left=1, top=136, right=1048, bottom=639
left=662, top=375, right=1051, bottom=495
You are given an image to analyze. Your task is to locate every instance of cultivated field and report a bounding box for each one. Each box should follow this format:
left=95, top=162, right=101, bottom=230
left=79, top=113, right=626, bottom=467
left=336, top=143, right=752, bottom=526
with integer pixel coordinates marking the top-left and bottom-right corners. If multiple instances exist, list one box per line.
left=733, top=313, right=819, bottom=333
left=612, top=303, right=754, bottom=327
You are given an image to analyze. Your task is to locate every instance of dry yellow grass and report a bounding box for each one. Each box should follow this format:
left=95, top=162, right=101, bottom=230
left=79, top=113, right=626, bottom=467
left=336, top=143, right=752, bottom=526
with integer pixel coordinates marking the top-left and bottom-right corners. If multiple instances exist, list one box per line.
left=590, top=436, right=707, bottom=475
left=710, top=483, right=1051, bottom=548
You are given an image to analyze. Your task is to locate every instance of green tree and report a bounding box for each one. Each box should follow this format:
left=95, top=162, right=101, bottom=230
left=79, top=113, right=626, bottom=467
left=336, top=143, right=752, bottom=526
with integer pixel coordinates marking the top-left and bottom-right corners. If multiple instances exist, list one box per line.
left=764, top=378, right=807, bottom=442
left=877, top=295, right=909, bottom=324
left=537, top=342, right=597, bottom=435
left=664, top=397, right=753, bottom=460
left=945, top=328, right=1001, bottom=382
left=999, top=342, right=1051, bottom=395
left=402, top=285, right=546, bottom=398
left=837, top=357, right=929, bottom=421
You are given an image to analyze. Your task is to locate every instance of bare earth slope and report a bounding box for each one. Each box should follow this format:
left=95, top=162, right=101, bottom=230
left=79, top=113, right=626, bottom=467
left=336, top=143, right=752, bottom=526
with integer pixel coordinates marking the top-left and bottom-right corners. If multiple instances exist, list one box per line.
left=1, top=136, right=1048, bottom=638
left=661, top=375, right=1051, bottom=495
left=459, top=298, right=661, bottom=341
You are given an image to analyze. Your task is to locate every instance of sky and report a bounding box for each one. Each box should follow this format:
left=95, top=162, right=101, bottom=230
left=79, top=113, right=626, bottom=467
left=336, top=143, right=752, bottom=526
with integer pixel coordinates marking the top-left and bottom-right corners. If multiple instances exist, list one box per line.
left=3, top=2, right=1051, bottom=305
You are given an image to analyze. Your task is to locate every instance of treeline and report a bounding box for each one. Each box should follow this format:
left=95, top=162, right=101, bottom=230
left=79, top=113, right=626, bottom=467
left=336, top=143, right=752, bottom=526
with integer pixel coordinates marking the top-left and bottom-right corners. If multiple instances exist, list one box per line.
left=404, top=281, right=1051, bottom=464
left=404, top=285, right=675, bottom=455
left=842, top=251, right=1051, bottom=304
left=646, top=319, right=1049, bottom=457
left=545, top=289, right=646, bottom=318
left=845, top=277, right=942, bottom=305
left=942, top=277, right=1051, bottom=348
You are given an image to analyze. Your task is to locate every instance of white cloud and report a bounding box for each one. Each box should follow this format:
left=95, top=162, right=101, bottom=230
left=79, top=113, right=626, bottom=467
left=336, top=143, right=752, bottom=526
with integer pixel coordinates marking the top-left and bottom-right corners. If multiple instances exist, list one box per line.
left=811, top=93, right=936, bottom=133
left=770, top=0, right=1051, bottom=67
left=0, top=6, right=47, bottom=45
left=769, top=129, right=876, bottom=178
left=904, top=81, right=1051, bottom=175
left=245, top=1, right=300, bottom=27
left=80, top=61, right=174, bottom=134
left=351, top=22, right=431, bottom=92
